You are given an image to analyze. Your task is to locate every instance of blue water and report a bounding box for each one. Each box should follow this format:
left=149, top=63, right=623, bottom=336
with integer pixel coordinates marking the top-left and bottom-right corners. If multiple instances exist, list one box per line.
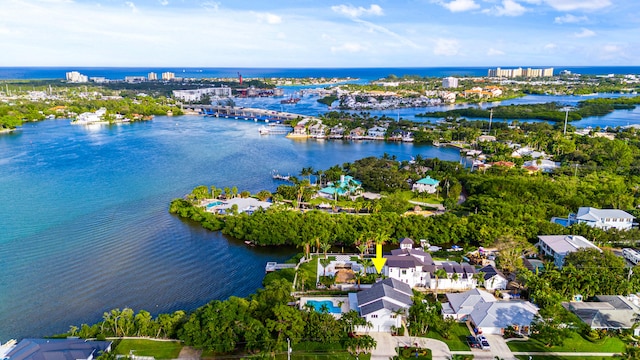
left=0, top=116, right=463, bottom=341
left=306, top=300, right=342, bottom=314
left=1, top=66, right=639, bottom=81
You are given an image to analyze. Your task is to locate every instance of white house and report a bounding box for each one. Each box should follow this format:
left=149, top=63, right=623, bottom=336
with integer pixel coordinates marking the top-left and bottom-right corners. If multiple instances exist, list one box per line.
left=537, top=235, right=601, bottom=269
left=571, top=207, right=634, bottom=230
left=384, top=240, right=477, bottom=290
left=470, top=301, right=538, bottom=335
left=366, top=126, right=387, bottom=139
left=412, top=176, right=440, bottom=194
left=442, top=288, right=496, bottom=320
left=353, top=278, right=413, bottom=332
left=478, top=264, right=509, bottom=291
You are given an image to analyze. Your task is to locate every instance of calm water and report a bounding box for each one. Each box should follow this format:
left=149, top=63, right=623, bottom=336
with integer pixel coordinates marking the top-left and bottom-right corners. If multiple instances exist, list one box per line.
left=0, top=116, right=463, bottom=341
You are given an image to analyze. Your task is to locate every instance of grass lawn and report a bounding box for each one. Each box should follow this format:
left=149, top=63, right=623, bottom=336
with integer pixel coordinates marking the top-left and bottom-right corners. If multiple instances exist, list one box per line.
left=507, top=332, right=625, bottom=353
left=114, top=339, right=182, bottom=359
left=396, top=347, right=432, bottom=359
left=272, top=341, right=371, bottom=360
left=296, top=256, right=318, bottom=290
left=425, top=323, right=471, bottom=351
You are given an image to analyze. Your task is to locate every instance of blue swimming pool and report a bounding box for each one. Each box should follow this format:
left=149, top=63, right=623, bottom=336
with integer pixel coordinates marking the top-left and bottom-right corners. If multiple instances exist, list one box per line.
left=206, top=201, right=223, bottom=209
left=306, top=300, right=342, bottom=314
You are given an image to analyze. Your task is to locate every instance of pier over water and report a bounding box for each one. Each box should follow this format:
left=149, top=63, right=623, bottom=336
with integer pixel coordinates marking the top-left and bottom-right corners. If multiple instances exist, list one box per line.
left=186, top=105, right=318, bottom=123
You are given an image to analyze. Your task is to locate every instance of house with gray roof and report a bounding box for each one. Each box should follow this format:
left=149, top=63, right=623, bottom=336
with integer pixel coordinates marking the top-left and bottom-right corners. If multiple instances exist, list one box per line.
left=442, top=288, right=496, bottom=320
left=573, top=207, right=634, bottom=230
left=478, top=264, right=508, bottom=291
left=563, top=295, right=640, bottom=336
left=384, top=239, right=477, bottom=290
left=3, top=338, right=112, bottom=360
left=470, top=301, right=538, bottom=335
left=537, top=235, right=601, bottom=269
left=354, top=278, right=413, bottom=332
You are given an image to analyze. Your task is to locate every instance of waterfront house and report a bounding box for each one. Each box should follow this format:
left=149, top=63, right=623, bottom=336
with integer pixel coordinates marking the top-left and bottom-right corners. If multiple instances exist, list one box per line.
left=352, top=278, right=413, bottom=332
left=349, top=127, right=365, bottom=140
left=563, top=295, right=640, bottom=336
left=308, top=122, right=328, bottom=138
left=329, top=125, right=345, bottom=139
left=478, top=264, right=508, bottom=291
left=318, top=175, right=363, bottom=199
left=383, top=240, right=477, bottom=290
left=205, top=197, right=272, bottom=215
left=366, top=126, right=387, bottom=139
left=536, top=235, right=601, bottom=269
left=3, top=338, right=112, bottom=360
left=412, top=176, right=440, bottom=194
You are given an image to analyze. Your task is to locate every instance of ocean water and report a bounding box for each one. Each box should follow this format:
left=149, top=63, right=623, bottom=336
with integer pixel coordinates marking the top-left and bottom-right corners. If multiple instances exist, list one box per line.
left=0, top=115, right=463, bottom=341
left=1, top=66, right=639, bottom=81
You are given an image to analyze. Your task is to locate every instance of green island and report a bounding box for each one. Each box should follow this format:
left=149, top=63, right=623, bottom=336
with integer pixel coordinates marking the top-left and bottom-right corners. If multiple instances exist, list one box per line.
left=415, top=96, right=640, bottom=122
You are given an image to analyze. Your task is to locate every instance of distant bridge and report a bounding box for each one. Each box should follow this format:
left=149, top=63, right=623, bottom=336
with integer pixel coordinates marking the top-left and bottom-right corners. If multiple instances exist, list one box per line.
left=185, top=105, right=316, bottom=123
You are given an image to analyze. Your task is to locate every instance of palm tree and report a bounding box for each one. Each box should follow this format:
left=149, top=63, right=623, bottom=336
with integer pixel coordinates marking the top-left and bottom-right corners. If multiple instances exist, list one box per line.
left=320, top=258, right=331, bottom=277
left=356, top=243, right=368, bottom=259
left=320, top=241, right=331, bottom=258
left=433, top=269, right=448, bottom=299
left=354, top=272, right=363, bottom=290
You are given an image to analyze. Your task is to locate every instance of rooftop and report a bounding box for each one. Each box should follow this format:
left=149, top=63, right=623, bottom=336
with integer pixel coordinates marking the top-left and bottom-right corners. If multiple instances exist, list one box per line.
left=537, top=235, right=600, bottom=255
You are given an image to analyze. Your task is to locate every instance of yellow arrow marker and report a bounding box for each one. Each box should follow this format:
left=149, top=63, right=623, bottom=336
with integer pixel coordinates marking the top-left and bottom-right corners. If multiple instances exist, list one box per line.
left=372, top=243, right=387, bottom=274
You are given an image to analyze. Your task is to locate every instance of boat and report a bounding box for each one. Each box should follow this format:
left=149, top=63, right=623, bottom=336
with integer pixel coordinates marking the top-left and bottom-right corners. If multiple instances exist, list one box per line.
left=259, top=126, right=270, bottom=135
left=280, top=96, right=300, bottom=104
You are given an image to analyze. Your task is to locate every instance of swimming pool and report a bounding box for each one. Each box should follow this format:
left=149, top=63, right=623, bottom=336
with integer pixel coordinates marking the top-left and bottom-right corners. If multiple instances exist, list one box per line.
left=206, top=201, right=223, bottom=209
left=306, top=300, right=342, bottom=314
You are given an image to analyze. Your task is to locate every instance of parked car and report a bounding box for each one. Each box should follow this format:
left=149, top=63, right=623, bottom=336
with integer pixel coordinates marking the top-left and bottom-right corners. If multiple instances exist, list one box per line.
left=476, top=336, right=490, bottom=350
left=466, top=336, right=480, bottom=349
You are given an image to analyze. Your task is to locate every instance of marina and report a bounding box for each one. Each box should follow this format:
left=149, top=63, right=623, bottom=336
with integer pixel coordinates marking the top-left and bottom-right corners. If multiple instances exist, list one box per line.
left=186, top=105, right=317, bottom=123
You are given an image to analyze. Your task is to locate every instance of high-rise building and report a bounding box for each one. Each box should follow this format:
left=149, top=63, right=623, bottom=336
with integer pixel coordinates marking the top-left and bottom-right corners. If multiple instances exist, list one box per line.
left=442, top=77, right=458, bottom=88
left=488, top=67, right=553, bottom=78
left=162, top=72, right=175, bottom=81
left=66, top=71, right=88, bottom=83
left=148, top=72, right=158, bottom=81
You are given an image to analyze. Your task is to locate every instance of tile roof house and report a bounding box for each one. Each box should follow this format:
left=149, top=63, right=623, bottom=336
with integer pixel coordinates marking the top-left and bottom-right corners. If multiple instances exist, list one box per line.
left=563, top=295, right=640, bottom=336
left=384, top=239, right=477, bottom=290
left=537, top=235, right=601, bottom=269
left=353, top=278, right=413, bottom=332
left=3, top=339, right=112, bottom=360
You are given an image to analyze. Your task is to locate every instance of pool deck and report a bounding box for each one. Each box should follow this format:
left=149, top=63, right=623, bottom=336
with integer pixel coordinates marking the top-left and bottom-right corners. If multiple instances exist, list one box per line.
left=299, top=296, right=351, bottom=316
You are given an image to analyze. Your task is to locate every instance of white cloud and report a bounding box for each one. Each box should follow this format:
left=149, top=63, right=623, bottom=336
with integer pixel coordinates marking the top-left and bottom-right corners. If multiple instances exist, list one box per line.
left=437, top=0, right=480, bottom=12
left=554, top=14, right=588, bottom=24
left=494, top=0, right=527, bottom=16
left=158, top=0, right=168, bottom=6
left=255, top=12, right=282, bottom=24
left=125, top=1, right=138, bottom=13
left=331, top=4, right=383, bottom=18
left=352, top=18, right=421, bottom=49
left=574, top=28, right=595, bottom=38
left=487, top=48, right=505, bottom=56
left=544, top=43, right=557, bottom=50
left=433, top=38, right=460, bottom=56
left=201, top=1, right=220, bottom=11
left=542, top=0, right=611, bottom=11
left=330, top=42, right=367, bottom=53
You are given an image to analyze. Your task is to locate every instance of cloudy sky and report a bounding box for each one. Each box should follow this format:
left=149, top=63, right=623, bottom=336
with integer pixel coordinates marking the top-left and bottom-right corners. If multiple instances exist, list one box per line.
left=1, top=0, right=638, bottom=67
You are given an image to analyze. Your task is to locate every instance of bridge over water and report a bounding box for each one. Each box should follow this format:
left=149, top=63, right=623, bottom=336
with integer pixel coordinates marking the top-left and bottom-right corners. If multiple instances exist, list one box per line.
left=185, top=105, right=317, bottom=123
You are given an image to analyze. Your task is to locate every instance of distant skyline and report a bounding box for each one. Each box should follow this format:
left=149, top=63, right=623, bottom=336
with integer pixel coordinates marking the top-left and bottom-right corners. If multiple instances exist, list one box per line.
left=2, top=0, right=638, bottom=67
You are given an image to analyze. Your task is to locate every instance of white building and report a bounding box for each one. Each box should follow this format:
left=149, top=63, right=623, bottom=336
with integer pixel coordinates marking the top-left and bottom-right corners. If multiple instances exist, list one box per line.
left=478, top=264, right=508, bottom=291
left=148, top=72, right=158, bottom=81
left=571, top=207, right=634, bottom=231
left=537, top=235, right=601, bottom=269
left=66, top=71, right=88, bottom=83
left=384, top=239, right=477, bottom=290
left=412, top=176, right=439, bottom=194
left=353, top=278, right=413, bottom=332
left=173, top=87, right=232, bottom=102
left=162, top=72, right=175, bottom=80
left=442, top=77, right=458, bottom=88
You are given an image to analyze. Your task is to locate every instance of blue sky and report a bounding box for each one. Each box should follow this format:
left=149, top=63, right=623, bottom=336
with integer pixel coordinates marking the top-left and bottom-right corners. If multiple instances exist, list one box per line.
left=1, top=0, right=638, bottom=67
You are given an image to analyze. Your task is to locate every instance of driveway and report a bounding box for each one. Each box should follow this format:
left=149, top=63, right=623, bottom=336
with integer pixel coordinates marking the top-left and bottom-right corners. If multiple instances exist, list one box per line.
left=369, top=333, right=452, bottom=360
